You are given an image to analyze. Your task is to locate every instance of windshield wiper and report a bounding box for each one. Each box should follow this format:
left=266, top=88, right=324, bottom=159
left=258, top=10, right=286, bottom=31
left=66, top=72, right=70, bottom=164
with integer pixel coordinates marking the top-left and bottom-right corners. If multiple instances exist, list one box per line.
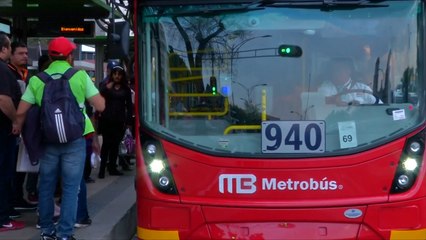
left=146, top=3, right=264, bottom=17
left=257, top=0, right=388, bottom=10
left=145, top=0, right=387, bottom=17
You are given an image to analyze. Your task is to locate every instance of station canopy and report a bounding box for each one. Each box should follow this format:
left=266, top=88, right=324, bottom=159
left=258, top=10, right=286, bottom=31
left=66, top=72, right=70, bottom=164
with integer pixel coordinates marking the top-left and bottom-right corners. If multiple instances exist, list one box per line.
left=0, top=0, right=111, bottom=19
left=0, top=0, right=113, bottom=37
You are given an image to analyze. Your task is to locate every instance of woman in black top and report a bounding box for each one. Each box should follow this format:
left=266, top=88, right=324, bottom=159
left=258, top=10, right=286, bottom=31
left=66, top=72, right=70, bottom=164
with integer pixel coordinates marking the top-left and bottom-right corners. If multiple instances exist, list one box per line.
left=97, top=65, right=133, bottom=178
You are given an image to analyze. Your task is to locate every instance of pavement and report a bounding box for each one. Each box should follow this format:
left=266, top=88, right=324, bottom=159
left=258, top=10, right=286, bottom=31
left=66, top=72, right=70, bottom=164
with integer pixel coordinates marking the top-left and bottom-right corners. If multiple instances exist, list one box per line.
left=0, top=163, right=137, bottom=240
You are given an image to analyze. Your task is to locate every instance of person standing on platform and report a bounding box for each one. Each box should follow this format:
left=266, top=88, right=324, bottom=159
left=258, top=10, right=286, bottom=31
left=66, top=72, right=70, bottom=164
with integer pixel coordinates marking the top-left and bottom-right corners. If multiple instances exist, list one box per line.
left=12, top=36, right=105, bottom=240
left=97, top=65, right=133, bottom=178
left=0, top=32, right=25, bottom=232
left=74, top=101, right=100, bottom=229
left=7, top=41, right=38, bottom=212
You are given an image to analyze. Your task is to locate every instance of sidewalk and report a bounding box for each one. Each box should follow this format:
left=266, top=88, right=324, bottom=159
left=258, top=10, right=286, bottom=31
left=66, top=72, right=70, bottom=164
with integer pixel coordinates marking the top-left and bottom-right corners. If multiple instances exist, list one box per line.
left=0, top=166, right=137, bottom=240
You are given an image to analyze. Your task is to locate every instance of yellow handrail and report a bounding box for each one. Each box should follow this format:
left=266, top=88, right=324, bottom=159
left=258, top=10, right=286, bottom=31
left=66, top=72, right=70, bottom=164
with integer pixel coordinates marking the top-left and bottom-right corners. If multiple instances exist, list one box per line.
left=261, top=88, right=266, bottom=121
left=169, top=93, right=229, bottom=119
left=223, top=88, right=267, bottom=135
left=223, top=125, right=261, bottom=135
left=170, top=75, right=203, bottom=83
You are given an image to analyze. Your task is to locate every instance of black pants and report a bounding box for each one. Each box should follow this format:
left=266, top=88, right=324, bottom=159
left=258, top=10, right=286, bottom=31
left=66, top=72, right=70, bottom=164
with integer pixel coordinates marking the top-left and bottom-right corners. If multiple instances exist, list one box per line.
left=11, top=172, right=26, bottom=205
left=99, top=120, right=125, bottom=174
left=0, top=128, right=18, bottom=224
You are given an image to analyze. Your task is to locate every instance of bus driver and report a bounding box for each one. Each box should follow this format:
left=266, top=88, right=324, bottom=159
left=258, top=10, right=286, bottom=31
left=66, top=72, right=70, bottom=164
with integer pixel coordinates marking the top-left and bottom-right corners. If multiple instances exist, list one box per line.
left=317, top=58, right=381, bottom=105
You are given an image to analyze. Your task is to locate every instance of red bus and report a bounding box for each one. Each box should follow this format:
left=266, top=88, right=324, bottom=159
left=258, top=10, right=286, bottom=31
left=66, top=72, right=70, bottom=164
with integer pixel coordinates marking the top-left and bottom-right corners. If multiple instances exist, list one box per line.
left=132, top=0, right=426, bottom=239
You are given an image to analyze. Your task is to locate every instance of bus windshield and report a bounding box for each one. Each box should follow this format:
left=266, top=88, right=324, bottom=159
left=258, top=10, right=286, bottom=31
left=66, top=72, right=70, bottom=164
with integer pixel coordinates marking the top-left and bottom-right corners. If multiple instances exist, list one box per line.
left=139, top=0, right=424, bottom=157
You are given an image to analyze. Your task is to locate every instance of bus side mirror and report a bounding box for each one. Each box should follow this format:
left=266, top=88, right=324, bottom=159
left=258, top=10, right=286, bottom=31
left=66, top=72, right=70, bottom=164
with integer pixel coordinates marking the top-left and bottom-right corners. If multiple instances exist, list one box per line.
left=107, top=21, right=130, bottom=59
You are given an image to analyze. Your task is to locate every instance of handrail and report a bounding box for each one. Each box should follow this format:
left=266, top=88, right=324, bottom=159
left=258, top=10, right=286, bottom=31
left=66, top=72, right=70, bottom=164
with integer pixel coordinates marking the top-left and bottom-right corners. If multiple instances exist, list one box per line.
left=223, top=89, right=267, bottom=135
left=223, top=125, right=261, bottom=135
left=169, top=93, right=229, bottom=118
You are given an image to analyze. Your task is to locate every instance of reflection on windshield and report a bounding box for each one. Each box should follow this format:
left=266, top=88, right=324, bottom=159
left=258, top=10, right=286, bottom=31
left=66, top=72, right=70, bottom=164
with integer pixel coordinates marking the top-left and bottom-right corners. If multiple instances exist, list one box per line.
left=141, top=0, right=424, bottom=156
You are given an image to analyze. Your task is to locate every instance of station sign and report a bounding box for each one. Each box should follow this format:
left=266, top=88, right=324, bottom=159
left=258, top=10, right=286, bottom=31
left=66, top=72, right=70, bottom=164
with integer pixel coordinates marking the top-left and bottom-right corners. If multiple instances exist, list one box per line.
left=28, top=21, right=95, bottom=38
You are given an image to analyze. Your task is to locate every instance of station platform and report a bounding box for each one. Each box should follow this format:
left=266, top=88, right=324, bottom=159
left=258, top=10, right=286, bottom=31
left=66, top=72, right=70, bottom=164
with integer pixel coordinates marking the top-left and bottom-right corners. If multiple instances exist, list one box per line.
left=0, top=165, right=137, bottom=240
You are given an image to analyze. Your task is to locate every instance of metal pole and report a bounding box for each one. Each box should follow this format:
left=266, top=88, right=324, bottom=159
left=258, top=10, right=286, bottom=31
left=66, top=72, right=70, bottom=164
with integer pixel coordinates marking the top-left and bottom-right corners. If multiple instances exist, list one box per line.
left=230, top=35, right=271, bottom=105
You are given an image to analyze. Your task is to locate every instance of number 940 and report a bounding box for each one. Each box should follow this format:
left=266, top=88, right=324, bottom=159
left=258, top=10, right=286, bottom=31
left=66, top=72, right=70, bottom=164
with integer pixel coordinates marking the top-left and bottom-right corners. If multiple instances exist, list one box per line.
left=262, top=121, right=325, bottom=153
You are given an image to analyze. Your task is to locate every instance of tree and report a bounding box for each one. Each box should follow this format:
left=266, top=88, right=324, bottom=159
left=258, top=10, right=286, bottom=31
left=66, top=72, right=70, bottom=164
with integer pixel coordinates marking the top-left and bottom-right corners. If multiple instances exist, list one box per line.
left=171, top=16, right=226, bottom=93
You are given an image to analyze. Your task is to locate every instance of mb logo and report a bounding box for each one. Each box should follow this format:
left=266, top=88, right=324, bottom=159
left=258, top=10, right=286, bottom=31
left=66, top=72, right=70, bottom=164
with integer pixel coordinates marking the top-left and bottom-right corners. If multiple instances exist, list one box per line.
left=219, top=174, right=257, bottom=194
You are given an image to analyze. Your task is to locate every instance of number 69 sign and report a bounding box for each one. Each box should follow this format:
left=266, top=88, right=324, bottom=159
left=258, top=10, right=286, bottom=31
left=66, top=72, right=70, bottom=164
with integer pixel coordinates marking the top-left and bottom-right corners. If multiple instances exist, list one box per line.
left=261, top=121, right=325, bottom=153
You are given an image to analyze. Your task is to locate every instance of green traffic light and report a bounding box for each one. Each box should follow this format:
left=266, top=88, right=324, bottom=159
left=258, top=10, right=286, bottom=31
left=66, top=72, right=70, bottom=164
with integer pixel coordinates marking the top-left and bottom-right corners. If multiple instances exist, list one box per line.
left=281, top=47, right=291, bottom=54
left=278, top=44, right=302, bottom=57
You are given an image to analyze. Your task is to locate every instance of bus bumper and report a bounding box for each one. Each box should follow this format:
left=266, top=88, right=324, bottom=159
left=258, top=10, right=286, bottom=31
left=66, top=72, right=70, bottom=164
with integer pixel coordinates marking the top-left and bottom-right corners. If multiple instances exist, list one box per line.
left=136, top=198, right=426, bottom=240
left=137, top=225, right=426, bottom=240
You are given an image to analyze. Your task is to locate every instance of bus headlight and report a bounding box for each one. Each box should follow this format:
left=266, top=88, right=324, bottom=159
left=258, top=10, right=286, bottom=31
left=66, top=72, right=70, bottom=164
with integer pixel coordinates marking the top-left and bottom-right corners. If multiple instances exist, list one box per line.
left=142, top=140, right=178, bottom=195
left=397, top=174, right=410, bottom=189
left=402, top=158, right=418, bottom=171
left=159, top=176, right=170, bottom=187
left=409, top=141, right=423, bottom=154
left=391, top=130, right=425, bottom=194
left=149, top=159, right=165, bottom=173
left=147, top=144, right=157, bottom=156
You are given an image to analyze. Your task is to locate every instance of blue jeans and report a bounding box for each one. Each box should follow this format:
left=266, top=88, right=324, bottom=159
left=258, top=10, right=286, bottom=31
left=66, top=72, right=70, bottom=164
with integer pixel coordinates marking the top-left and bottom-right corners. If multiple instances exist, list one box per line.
left=38, top=138, right=86, bottom=238
left=76, top=176, right=89, bottom=222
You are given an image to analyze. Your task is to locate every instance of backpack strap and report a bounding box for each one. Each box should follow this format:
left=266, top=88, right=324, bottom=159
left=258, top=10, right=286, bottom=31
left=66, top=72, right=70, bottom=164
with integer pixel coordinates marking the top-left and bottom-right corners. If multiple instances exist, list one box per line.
left=62, top=68, right=79, bottom=80
left=37, top=68, right=79, bottom=83
left=37, top=71, right=52, bottom=83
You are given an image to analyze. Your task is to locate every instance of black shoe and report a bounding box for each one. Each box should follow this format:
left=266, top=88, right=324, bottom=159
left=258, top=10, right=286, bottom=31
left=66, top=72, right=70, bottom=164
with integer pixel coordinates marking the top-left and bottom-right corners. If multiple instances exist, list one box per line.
left=74, top=218, right=92, bottom=228
left=121, top=164, right=132, bottom=171
left=85, top=177, right=95, bottom=183
left=36, top=215, right=59, bottom=229
left=8, top=209, right=21, bottom=219
left=126, top=157, right=135, bottom=165
left=57, top=236, right=76, bottom=240
left=14, top=199, right=38, bottom=210
left=119, top=157, right=132, bottom=171
left=40, top=232, right=57, bottom=240
left=109, top=169, right=123, bottom=176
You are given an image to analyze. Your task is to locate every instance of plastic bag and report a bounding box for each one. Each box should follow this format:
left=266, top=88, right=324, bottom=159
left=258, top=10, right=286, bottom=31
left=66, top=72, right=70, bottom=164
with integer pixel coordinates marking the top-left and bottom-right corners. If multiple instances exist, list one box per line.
left=16, top=141, right=40, bottom=172
left=119, top=128, right=135, bottom=156
left=90, top=152, right=101, bottom=168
